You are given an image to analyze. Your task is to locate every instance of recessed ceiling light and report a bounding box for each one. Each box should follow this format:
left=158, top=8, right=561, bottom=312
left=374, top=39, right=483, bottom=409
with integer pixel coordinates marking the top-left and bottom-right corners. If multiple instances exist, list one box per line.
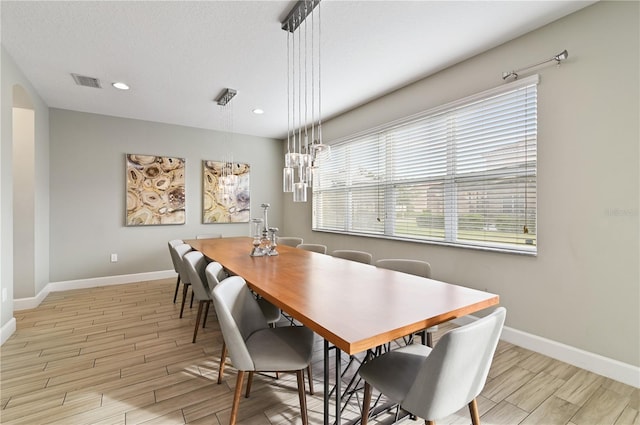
left=252, top=108, right=264, bottom=115
left=112, top=82, right=130, bottom=90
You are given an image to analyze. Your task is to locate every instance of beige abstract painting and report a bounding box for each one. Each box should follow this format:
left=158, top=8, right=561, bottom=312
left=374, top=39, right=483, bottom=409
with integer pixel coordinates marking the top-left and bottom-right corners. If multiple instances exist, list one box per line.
left=203, top=160, right=250, bottom=223
left=126, top=154, right=185, bottom=225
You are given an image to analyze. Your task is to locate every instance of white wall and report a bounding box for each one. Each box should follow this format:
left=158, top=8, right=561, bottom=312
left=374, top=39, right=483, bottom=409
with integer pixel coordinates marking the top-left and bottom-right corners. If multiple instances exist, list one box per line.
left=49, top=109, right=284, bottom=282
left=283, top=1, right=639, bottom=368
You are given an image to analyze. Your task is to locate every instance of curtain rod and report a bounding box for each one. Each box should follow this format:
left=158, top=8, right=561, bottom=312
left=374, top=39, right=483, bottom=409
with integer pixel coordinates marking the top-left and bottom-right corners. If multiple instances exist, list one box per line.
left=502, top=49, right=568, bottom=80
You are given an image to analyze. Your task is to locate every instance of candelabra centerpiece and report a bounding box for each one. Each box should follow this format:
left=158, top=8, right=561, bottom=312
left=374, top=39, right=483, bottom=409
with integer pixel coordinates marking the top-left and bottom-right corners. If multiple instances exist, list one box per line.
left=249, top=203, right=279, bottom=256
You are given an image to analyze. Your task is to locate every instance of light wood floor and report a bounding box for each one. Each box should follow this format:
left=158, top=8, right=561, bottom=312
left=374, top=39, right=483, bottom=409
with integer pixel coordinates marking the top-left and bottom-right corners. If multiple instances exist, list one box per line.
left=1, top=278, right=638, bottom=425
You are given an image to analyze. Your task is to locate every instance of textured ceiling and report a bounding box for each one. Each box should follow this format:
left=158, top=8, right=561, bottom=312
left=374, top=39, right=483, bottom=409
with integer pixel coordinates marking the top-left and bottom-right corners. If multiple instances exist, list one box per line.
left=1, top=0, right=595, bottom=139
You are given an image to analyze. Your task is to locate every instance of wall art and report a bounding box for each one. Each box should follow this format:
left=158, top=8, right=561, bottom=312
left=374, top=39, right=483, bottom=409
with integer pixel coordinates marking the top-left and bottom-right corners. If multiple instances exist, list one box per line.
left=126, top=154, right=185, bottom=225
left=203, top=160, right=250, bottom=223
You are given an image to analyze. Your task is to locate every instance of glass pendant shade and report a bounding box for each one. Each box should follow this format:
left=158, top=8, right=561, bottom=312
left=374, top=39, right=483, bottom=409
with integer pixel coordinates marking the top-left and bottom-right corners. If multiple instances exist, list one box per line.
left=283, top=167, right=294, bottom=192
left=300, top=164, right=312, bottom=185
left=300, top=153, right=311, bottom=167
left=286, top=152, right=301, bottom=168
left=293, top=182, right=307, bottom=202
left=313, top=143, right=331, bottom=161
left=309, top=165, right=318, bottom=187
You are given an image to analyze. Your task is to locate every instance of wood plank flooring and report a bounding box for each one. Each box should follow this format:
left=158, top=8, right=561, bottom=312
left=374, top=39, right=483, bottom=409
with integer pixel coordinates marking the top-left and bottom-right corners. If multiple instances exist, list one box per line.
left=1, top=278, right=638, bottom=424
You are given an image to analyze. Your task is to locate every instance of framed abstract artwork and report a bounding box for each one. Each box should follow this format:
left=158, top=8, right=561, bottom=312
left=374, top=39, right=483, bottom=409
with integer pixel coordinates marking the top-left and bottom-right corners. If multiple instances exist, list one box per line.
left=202, top=160, right=250, bottom=223
left=126, top=154, right=185, bottom=226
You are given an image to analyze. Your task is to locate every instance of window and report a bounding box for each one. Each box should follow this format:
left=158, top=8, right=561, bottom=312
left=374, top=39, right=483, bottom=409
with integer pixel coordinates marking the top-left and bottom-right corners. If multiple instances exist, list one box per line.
left=313, top=75, right=538, bottom=254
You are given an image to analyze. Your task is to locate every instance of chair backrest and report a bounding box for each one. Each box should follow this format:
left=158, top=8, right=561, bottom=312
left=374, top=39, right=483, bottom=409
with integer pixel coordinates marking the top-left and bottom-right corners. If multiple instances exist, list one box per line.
left=205, top=261, right=227, bottom=290
left=296, top=243, right=327, bottom=254
left=212, top=276, right=268, bottom=371
left=167, top=239, right=184, bottom=273
left=183, top=251, right=213, bottom=301
left=172, top=243, right=193, bottom=284
left=376, top=259, right=431, bottom=278
left=332, top=250, right=373, bottom=265
left=196, top=233, right=222, bottom=239
left=277, top=236, right=304, bottom=247
left=402, top=307, right=506, bottom=420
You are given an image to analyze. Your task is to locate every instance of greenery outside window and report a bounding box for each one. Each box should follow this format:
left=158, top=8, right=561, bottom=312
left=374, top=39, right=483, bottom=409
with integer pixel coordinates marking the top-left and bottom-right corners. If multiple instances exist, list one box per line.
left=312, top=75, right=538, bottom=254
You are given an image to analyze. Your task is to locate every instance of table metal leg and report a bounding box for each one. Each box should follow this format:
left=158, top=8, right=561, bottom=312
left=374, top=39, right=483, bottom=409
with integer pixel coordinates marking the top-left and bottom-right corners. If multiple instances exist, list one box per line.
left=324, top=339, right=330, bottom=425
left=335, top=348, right=342, bottom=425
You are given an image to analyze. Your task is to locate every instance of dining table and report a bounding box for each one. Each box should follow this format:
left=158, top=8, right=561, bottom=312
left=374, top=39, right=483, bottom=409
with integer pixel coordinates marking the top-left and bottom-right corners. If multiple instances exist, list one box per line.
left=185, top=237, right=499, bottom=425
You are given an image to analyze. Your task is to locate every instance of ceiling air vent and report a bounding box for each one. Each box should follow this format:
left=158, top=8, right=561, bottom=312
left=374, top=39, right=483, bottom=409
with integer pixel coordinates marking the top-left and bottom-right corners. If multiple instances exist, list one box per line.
left=71, top=73, right=102, bottom=88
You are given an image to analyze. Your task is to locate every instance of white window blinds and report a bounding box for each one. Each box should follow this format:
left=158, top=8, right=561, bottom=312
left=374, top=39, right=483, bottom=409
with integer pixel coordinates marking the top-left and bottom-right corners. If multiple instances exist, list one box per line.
left=313, top=75, right=538, bottom=254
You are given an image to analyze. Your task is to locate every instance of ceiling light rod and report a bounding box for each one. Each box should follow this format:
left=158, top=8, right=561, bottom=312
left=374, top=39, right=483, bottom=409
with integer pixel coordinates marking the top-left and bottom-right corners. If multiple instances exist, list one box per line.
left=215, top=88, right=237, bottom=106
left=502, top=49, right=568, bottom=80
left=281, top=0, right=320, bottom=33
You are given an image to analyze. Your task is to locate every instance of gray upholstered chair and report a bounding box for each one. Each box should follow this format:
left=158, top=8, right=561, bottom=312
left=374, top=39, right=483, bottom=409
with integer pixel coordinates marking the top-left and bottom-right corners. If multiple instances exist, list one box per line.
left=276, top=236, right=304, bottom=247
left=359, top=307, right=506, bottom=425
left=183, top=251, right=227, bottom=343
left=167, top=239, right=184, bottom=303
left=208, top=261, right=283, bottom=381
left=332, top=249, right=373, bottom=265
left=196, top=233, right=222, bottom=239
left=212, top=276, right=315, bottom=425
left=297, top=243, right=328, bottom=254
left=375, top=259, right=437, bottom=347
left=172, top=243, right=194, bottom=318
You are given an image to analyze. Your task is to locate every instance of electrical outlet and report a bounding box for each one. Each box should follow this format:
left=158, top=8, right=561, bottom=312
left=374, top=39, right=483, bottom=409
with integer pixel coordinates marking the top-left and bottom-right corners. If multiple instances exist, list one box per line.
left=2, top=288, right=7, bottom=302
left=110, top=253, right=118, bottom=263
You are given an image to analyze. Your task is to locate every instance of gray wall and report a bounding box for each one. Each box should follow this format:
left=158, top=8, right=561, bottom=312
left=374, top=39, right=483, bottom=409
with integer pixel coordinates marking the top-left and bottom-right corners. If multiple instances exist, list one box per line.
left=49, top=109, right=283, bottom=282
left=1, top=47, right=50, bottom=326
left=283, top=1, right=640, bottom=367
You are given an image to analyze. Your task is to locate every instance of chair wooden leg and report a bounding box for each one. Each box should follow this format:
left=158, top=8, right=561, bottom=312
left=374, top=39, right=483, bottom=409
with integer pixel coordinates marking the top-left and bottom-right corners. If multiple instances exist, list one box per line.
left=426, top=421, right=435, bottom=425
left=190, top=291, right=194, bottom=308
left=307, top=364, right=314, bottom=395
left=362, top=382, right=372, bottom=425
left=192, top=300, right=204, bottom=343
left=245, top=371, right=254, bottom=398
left=230, top=370, right=245, bottom=425
left=217, top=342, right=227, bottom=384
left=179, top=284, right=190, bottom=318
left=172, top=276, right=181, bottom=303
left=469, top=398, right=480, bottom=425
left=296, top=370, right=309, bottom=425
left=202, top=301, right=211, bottom=328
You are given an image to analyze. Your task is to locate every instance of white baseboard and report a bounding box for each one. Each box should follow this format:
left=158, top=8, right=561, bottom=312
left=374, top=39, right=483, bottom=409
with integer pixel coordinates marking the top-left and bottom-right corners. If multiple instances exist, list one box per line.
left=13, top=270, right=176, bottom=311
left=453, top=315, right=640, bottom=389
left=1, top=317, right=16, bottom=346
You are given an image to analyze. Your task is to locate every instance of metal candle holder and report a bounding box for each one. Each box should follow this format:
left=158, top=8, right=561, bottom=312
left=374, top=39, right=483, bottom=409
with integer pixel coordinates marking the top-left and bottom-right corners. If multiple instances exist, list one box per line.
left=249, top=203, right=279, bottom=256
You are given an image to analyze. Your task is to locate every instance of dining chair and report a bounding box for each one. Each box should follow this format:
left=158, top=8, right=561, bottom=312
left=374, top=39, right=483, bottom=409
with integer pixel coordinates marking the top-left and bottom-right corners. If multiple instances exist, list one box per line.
left=276, top=236, right=304, bottom=247
left=183, top=251, right=219, bottom=343
left=332, top=249, right=373, bottom=265
left=297, top=243, right=328, bottom=254
left=212, top=276, right=315, bottom=425
left=196, top=233, right=222, bottom=239
left=375, top=258, right=437, bottom=347
left=359, top=307, right=506, bottom=425
left=167, top=239, right=184, bottom=303
left=171, top=243, right=195, bottom=318
left=203, top=260, right=228, bottom=327
left=208, top=261, right=284, bottom=382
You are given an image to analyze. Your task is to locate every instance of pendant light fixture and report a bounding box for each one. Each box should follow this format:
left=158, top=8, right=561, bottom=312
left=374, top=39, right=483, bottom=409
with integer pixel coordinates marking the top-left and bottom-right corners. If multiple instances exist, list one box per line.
left=214, top=88, right=238, bottom=202
left=282, top=0, right=329, bottom=202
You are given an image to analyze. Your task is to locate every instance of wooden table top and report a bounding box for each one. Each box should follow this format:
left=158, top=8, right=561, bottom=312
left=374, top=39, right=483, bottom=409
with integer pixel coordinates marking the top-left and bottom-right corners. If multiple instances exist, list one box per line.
left=185, top=237, right=499, bottom=355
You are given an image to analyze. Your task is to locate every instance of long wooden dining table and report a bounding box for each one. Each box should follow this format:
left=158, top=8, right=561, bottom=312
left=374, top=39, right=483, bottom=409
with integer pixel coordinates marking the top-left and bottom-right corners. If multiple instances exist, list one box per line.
left=185, top=237, right=499, bottom=424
